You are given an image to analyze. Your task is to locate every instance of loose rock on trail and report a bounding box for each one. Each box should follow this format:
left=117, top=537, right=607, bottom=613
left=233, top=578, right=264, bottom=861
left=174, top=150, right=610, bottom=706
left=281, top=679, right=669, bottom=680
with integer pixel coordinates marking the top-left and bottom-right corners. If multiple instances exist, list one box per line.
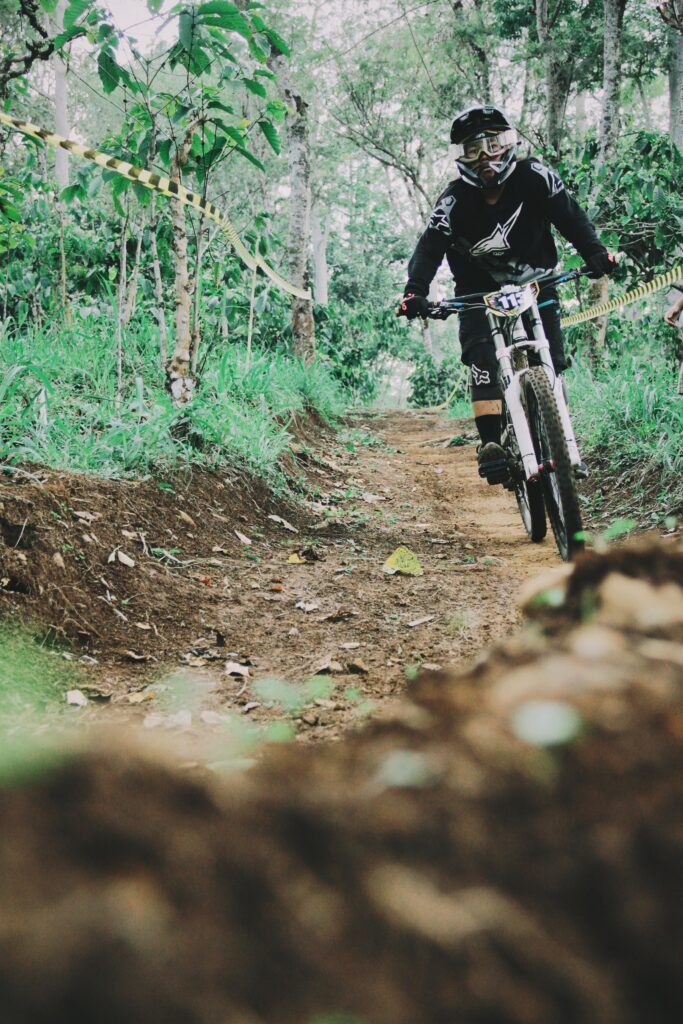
left=0, top=410, right=566, bottom=740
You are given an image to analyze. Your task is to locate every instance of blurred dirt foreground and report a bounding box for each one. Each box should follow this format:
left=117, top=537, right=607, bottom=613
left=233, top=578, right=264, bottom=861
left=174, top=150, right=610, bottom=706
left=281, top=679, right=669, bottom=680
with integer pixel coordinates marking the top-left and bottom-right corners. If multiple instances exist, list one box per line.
left=0, top=540, right=682, bottom=1024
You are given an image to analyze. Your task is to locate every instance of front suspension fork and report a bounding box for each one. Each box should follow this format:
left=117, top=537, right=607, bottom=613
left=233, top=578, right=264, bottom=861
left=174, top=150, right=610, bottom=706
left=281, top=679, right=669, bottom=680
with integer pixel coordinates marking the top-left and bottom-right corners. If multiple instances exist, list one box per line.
left=527, top=310, right=582, bottom=467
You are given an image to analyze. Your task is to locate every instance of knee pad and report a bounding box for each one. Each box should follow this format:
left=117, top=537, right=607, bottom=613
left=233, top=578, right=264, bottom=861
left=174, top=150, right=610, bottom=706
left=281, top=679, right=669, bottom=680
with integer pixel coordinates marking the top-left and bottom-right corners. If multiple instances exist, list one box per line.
left=464, top=341, right=501, bottom=401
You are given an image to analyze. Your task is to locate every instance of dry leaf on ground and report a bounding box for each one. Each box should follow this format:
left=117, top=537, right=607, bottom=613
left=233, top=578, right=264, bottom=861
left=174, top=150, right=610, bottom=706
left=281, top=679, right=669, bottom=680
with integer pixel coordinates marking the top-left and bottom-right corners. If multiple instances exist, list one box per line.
left=127, top=691, right=155, bottom=705
left=383, top=546, right=424, bottom=577
left=125, top=650, right=150, bottom=662
left=268, top=514, right=298, bottom=533
left=408, top=615, right=435, bottom=628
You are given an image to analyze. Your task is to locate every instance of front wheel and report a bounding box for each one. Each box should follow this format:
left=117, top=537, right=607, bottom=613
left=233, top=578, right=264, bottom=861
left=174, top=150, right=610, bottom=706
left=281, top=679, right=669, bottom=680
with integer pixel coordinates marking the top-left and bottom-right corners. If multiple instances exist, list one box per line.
left=504, top=401, right=547, bottom=542
left=524, top=367, right=584, bottom=561
left=515, top=477, right=547, bottom=543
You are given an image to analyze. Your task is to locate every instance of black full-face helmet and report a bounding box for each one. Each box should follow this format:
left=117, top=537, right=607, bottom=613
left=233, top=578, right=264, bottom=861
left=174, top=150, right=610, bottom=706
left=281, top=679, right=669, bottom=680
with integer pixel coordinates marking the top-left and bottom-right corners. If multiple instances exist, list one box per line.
left=450, top=105, right=518, bottom=189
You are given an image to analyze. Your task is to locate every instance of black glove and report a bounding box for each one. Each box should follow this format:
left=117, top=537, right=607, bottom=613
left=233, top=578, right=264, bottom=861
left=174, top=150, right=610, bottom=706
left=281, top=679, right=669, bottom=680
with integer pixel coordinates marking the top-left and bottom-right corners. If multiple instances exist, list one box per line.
left=586, top=251, right=618, bottom=279
left=398, top=293, right=430, bottom=320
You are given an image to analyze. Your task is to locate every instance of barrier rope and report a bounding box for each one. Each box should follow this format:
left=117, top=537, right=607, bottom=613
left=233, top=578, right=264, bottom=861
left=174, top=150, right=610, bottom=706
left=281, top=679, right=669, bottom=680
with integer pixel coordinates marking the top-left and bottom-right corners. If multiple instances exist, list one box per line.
left=560, top=263, right=683, bottom=327
left=0, top=111, right=311, bottom=301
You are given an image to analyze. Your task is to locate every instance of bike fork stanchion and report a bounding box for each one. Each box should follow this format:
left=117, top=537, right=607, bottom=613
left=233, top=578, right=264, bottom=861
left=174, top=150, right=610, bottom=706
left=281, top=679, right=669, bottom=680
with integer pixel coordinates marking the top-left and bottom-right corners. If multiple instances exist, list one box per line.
left=503, top=376, right=539, bottom=479
left=491, top=321, right=540, bottom=481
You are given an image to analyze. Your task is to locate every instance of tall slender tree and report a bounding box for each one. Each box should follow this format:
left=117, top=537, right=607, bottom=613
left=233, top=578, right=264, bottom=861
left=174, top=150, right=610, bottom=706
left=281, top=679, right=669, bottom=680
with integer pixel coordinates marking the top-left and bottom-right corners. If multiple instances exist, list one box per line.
left=535, top=0, right=574, bottom=154
left=599, top=0, right=628, bottom=163
left=670, top=29, right=683, bottom=148
left=271, top=51, right=316, bottom=361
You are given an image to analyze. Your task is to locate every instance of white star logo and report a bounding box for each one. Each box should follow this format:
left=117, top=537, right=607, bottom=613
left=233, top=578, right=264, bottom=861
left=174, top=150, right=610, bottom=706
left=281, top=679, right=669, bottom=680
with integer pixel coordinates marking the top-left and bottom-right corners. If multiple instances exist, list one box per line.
left=470, top=203, right=523, bottom=258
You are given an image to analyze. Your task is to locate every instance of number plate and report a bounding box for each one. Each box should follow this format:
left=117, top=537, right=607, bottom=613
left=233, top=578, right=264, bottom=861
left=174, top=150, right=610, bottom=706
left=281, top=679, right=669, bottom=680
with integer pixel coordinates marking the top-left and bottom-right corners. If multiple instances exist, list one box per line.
left=484, top=283, right=537, bottom=317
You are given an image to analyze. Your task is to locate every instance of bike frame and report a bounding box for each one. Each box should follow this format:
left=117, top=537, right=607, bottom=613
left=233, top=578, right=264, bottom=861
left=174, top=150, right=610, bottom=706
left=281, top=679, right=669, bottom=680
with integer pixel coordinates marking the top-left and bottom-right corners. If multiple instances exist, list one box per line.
left=487, top=294, right=582, bottom=481
left=429, top=268, right=585, bottom=482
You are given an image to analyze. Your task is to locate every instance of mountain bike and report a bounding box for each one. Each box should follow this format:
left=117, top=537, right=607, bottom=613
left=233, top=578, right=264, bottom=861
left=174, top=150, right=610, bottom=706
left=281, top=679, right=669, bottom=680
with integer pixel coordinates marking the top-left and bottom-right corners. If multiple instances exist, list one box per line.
left=427, top=268, right=589, bottom=561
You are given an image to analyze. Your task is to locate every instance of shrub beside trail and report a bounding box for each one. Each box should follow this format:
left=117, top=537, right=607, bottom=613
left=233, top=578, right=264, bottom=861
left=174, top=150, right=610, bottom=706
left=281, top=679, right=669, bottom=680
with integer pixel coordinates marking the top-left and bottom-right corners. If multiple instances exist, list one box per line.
left=0, top=540, right=681, bottom=1024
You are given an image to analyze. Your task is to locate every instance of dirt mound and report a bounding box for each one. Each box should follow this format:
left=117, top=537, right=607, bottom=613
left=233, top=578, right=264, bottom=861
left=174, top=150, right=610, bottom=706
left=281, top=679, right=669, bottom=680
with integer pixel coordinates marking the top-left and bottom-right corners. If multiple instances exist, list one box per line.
left=0, top=461, right=308, bottom=663
left=0, top=539, right=681, bottom=1023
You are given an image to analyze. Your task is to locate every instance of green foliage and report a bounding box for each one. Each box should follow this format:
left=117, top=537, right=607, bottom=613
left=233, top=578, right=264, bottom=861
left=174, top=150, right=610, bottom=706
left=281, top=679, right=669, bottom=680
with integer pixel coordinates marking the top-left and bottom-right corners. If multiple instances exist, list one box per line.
left=567, top=311, right=683, bottom=519
left=0, top=625, right=75, bottom=719
left=0, top=316, right=344, bottom=481
left=556, top=132, right=683, bottom=279
left=316, top=303, right=412, bottom=404
left=407, top=354, right=468, bottom=410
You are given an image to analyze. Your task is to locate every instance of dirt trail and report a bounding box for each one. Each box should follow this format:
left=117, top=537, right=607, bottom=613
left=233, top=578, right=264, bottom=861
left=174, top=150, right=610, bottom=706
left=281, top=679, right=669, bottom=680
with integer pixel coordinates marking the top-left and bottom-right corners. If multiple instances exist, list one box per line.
left=2, top=539, right=681, bottom=1024
left=154, top=409, right=561, bottom=741
left=0, top=410, right=565, bottom=742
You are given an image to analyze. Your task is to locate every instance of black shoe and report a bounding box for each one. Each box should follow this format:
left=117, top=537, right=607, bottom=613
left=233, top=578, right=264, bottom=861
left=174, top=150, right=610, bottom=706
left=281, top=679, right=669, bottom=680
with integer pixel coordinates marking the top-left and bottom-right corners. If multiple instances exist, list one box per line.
left=477, top=442, right=509, bottom=485
left=574, top=461, right=590, bottom=480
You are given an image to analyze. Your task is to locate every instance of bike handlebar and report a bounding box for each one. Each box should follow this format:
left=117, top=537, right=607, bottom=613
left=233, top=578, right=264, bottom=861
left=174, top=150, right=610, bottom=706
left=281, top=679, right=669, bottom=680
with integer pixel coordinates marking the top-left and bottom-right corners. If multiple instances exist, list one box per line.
left=425, top=266, right=591, bottom=319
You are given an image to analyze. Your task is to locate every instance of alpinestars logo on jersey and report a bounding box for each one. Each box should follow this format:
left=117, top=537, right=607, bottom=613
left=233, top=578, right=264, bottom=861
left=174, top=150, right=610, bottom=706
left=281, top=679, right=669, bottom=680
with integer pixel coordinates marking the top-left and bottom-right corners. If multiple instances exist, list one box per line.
left=530, top=161, right=564, bottom=197
left=469, top=203, right=523, bottom=258
left=428, top=194, right=455, bottom=235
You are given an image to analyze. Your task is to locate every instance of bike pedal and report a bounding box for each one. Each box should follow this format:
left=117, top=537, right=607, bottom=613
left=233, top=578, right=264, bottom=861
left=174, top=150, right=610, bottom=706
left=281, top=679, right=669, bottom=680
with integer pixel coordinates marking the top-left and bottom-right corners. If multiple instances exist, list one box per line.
left=478, top=460, right=510, bottom=485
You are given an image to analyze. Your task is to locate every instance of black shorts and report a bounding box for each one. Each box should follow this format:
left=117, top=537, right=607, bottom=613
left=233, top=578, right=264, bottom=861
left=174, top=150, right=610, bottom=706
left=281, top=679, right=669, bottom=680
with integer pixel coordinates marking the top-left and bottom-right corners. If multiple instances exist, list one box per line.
left=458, top=286, right=568, bottom=401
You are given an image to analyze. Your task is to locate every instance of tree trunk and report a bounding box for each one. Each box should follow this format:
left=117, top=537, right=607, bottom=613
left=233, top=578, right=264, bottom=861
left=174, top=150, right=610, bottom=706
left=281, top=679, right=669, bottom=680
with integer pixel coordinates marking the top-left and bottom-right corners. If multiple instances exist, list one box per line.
left=115, top=210, right=129, bottom=414
left=189, top=214, right=207, bottom=376
left=535, top=0, right=574, bottom=155
left=574, top=90, right=587, bottom=140
left=584, top=277, right=609, bottom=367
left=636, top=80, right=653, bottom=131
left=310, top=201, right=329, bottom=306
left=58, top=203, right=71, bottom=326
left=166, top=126, right=196, bottom=404
left=599, top=0, right=628, bottom=163
left=670, top=29, right=683, bottom=149
left=469, top=0, right=492, bottom=99
left=52, top=0, right=68, bottom=190
left=122, top=221, right=143, bottom=327
left=149, top=194, right=167, bottom=367
left=420, top=320, right=434, bottom=358
left=245, top=262, right=257, bottom=372
left=271, top=54, right=315, bottom=361
left=518, top=61, right=532, bottom=133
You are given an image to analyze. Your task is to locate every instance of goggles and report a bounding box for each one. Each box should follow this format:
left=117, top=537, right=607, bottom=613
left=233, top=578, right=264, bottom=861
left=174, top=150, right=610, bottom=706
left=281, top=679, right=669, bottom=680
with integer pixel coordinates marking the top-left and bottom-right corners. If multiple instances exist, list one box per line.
left=450, top=129, right=517, bottom=164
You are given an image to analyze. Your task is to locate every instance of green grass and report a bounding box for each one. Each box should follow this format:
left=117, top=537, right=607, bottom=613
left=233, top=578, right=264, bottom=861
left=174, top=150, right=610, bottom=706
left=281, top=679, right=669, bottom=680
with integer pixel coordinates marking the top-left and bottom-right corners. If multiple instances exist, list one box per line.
left=0, top=625, right=75, bottom=717
left=0, top=314, right=345, bottom=482
left=567, top=325, right=683, bottom=520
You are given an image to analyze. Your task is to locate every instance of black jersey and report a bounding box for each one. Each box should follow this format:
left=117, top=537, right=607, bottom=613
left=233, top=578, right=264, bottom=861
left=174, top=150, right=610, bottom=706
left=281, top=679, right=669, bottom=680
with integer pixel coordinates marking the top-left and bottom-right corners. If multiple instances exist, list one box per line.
left=405, top=157, right=606, bottom=296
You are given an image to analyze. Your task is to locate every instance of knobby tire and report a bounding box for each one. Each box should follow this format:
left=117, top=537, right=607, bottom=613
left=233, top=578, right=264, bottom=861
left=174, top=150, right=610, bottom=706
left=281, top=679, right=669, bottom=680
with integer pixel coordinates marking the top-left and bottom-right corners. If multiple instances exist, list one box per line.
left=524, top=367, right=584, bottom=561
left=504, top=402, right=547, bottom=543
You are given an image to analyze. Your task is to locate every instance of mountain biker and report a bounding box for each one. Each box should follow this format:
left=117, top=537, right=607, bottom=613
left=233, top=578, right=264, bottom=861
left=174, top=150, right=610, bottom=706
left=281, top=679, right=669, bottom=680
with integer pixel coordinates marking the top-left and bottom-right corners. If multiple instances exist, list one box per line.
left=398, top=104, right=617, bottom=482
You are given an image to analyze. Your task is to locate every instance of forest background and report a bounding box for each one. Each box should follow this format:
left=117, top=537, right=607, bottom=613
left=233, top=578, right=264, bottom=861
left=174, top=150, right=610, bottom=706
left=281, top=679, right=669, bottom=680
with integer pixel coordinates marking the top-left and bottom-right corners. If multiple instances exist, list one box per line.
left=0, top=0, right=680, bottom=521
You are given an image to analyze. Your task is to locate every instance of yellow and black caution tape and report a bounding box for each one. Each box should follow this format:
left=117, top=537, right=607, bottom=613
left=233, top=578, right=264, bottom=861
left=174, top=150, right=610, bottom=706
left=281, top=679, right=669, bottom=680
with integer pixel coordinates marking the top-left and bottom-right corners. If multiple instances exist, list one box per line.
left=560, top=263, right=683, bottom=327
left=0, top=110, right=310, bottom=301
